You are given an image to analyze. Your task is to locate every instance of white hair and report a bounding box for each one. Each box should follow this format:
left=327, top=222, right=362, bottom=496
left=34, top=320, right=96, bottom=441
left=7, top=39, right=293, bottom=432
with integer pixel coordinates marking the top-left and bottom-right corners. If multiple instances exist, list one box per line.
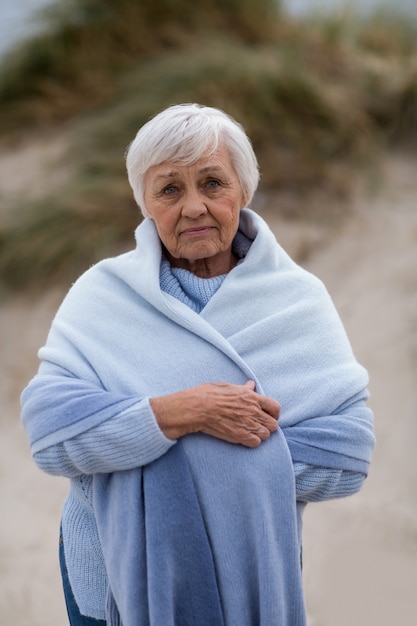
left=125, top=103, right=259, bottom=217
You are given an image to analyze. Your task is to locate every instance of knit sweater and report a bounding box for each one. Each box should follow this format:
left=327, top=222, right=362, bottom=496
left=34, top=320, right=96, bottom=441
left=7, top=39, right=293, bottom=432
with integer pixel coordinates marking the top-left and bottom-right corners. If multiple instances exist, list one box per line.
left=21, top=209, right=375, bottom=623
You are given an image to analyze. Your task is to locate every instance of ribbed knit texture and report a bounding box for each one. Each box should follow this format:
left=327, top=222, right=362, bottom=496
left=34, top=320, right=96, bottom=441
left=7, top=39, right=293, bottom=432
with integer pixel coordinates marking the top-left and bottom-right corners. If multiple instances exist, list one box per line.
left=161, top=259, right=226, bottom=313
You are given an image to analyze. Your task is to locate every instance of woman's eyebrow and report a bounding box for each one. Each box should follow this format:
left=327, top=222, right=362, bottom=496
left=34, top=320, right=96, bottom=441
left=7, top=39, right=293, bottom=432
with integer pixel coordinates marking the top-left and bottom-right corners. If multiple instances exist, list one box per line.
left=198, top=165, right=223, bottom=175
left=153, top=165, right=224, bottom=182
left=154, top=171, right=180, bottom=181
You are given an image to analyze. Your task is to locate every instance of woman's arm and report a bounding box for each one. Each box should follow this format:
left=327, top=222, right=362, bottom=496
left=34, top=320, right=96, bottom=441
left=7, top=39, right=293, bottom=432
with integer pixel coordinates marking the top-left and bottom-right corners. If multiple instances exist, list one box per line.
left=284, top=396, right=373, bottom=500
left=31, top=400, right=175, bottom=478
left=23, top=375, right=279, bottom=478
left=283, top=398, right=374, bottom=477
left=294, top=462, right=366, bottom=502
left=21, top=373, right=175, bottom=478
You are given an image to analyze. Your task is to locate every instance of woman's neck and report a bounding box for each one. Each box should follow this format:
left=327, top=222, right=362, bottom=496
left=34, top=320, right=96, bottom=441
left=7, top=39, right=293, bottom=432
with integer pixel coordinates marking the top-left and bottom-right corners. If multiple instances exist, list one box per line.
left=165, top=249, right=238, bottom=278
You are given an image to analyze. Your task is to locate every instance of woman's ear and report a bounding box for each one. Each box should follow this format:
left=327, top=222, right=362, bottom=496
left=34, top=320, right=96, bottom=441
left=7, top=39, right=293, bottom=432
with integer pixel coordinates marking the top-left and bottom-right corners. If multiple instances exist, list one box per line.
left=240, top=190, right=249, bottom=208
left=140, top=201, right=152, bottom=219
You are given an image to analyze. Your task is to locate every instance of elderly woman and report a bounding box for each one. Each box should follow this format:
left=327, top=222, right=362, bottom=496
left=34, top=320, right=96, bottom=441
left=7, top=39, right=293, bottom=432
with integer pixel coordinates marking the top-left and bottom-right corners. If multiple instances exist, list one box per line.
left=21, top=103, right=375, bottom=626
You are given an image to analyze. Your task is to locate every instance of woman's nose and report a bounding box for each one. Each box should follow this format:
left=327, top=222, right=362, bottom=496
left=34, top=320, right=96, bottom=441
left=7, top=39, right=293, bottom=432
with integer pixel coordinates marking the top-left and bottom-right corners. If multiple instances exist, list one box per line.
left=181, top=188, right=208, bottom=218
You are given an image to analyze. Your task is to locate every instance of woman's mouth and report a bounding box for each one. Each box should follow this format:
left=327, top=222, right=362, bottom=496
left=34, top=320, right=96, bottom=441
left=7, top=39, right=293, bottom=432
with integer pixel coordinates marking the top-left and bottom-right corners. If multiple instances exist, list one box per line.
left=181, top=226, right=214, bottom=237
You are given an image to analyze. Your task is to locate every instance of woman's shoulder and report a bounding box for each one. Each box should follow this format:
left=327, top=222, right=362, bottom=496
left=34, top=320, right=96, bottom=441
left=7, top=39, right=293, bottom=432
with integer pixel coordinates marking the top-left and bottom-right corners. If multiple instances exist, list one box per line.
left=49, top=249, right=139, bottom=325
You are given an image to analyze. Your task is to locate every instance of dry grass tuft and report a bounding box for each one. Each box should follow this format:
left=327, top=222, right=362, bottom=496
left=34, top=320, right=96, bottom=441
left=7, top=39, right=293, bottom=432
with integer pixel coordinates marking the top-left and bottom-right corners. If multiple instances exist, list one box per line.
left=0, top=0, right=416, bottom=291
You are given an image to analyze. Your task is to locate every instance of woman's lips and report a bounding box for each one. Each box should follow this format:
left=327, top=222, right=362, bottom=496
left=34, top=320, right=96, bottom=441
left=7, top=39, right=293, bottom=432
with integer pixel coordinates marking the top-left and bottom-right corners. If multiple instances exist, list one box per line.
left=181, top=226, right=214, bottom=236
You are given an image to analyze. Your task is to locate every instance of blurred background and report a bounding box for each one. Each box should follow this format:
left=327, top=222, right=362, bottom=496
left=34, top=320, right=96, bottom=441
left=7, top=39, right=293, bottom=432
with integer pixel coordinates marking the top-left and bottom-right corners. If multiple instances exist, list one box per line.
left=0, top=1, right=416, bottom=624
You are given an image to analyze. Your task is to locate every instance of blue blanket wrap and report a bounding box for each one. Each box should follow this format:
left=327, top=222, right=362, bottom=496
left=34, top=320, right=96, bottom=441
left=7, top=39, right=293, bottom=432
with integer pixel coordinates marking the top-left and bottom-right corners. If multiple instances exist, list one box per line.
left=22, top=209, right=375, bottom=625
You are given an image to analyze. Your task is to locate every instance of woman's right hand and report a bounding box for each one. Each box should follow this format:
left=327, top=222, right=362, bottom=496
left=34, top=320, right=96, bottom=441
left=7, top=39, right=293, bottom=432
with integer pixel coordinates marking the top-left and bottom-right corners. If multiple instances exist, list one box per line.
left=150, top=380, right=280, bottom=448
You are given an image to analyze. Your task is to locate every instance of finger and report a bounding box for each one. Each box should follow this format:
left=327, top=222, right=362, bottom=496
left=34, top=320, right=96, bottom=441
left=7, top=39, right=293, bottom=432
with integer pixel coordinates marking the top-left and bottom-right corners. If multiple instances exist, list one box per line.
left=258, top=396, right=280, bottom=419
left=255, top=425, right=272, bottom=441
left=239, top=432, right=263, bottom=448
left=245, top=436, right=263, bottom=448
left=211, top=424, right=263, bottom=448
left=244, top=380, right=256, bottom=390
left=244, top=419, right=274, bottom=440
left=243, top=422, right=273, bottom=445
left=255, top=410, right=279, bottom=430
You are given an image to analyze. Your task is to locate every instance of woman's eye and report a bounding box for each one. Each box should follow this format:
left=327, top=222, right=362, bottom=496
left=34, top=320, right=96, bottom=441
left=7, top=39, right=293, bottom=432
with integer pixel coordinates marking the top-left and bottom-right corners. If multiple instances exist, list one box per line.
left=206, top=179, right=220, bottom=190
left=162, top=185, right=177, bottom=195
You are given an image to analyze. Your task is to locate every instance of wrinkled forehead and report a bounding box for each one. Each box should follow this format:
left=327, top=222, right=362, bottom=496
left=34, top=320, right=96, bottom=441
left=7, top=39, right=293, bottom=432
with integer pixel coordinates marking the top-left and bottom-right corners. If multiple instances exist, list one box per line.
left=144, top=146, right=236, bottom=187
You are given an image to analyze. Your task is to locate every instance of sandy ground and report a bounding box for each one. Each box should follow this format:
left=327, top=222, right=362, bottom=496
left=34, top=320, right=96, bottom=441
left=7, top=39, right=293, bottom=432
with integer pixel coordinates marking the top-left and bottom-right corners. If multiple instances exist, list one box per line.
left=1, top=151, right=416, bottom=625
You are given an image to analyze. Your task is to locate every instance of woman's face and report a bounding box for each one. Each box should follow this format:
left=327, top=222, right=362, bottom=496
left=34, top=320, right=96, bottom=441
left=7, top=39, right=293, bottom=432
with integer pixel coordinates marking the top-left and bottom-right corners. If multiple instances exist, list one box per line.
left=143, top=147, right=246, bottom=277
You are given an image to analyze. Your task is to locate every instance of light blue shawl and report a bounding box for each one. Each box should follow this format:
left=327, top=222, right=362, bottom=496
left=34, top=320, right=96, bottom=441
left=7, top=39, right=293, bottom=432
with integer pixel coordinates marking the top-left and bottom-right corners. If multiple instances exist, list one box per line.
left=22, top=209, right=375, bottom=625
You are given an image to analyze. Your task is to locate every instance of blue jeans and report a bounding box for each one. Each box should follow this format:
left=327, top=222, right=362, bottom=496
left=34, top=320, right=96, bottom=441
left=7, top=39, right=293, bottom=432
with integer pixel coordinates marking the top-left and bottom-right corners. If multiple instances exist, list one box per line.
left=59, top=530, right=107, bottom=626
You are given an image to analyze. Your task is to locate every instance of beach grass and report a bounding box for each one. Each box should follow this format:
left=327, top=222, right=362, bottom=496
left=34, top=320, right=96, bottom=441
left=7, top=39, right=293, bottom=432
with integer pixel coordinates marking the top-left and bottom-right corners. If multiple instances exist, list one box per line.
left=0, top=0, right=416, bottom=290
